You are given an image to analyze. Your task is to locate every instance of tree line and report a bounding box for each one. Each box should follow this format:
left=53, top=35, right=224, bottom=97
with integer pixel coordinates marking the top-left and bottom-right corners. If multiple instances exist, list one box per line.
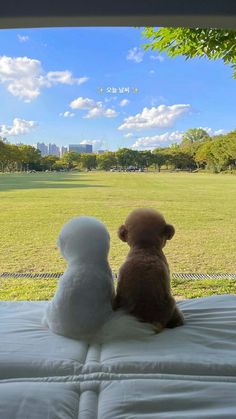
left=0, top=128, right=236, bottom=173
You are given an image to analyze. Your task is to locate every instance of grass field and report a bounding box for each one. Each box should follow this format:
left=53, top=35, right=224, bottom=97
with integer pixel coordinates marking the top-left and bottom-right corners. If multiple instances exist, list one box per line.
left=0, top=171, right=236, bottom=300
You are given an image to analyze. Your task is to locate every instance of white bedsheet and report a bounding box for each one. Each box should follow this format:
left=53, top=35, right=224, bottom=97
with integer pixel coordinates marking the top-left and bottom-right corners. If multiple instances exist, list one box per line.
left=0, top=295, right=236, bottom=418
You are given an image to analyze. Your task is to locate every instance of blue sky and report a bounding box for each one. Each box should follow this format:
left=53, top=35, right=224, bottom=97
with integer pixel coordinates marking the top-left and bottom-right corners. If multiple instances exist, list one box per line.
left=0, top=27, right=236, bottom=151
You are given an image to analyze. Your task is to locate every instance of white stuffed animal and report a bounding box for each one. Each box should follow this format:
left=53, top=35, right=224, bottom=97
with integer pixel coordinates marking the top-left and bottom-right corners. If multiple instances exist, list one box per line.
left=43, top=216, right=115, bottom=340
left=43, top=216, right=154, bottom=342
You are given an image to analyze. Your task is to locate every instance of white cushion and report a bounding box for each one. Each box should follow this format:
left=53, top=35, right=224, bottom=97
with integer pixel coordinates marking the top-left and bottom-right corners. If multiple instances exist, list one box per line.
left=1, top=295, right=236, bottom=418
left=1, top=376, right=236, bottom=419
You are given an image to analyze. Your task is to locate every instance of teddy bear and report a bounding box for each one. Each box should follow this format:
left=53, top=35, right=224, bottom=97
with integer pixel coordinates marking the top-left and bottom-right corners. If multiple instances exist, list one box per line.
left=113, top=208, right=184, bottom=332
left=43, top=215, right=154, bottom=342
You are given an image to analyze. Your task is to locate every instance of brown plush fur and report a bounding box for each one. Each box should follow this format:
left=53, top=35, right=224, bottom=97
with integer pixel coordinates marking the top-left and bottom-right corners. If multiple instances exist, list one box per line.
left=113, top=208, right=184, bottom=332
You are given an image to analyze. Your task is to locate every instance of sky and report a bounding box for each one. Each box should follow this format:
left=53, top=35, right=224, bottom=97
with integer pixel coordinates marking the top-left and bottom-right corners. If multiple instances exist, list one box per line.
left=0, top=27, right=236, bottom=151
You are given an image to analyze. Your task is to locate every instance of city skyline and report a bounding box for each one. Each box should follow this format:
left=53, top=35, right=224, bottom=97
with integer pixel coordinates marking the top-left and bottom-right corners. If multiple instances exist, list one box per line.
left=34, top=142, right=94, bottom=157
left=0, top=27, right=236, bottom=151
left=0, top=136, right=107, bottom=156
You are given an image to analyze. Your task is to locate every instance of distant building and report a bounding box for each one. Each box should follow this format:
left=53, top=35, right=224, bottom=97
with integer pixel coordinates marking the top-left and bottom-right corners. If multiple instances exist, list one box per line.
left=48, top=143, right=60, bottom=157
left=68, top=144, right=82, bottom=153
left=68, top=144, right=93, bottom=154
left=83, top=144, right=93, bottom=153
left=35, top=142, right=48, bottom=156
left=60, top=146, right=68, bottom=157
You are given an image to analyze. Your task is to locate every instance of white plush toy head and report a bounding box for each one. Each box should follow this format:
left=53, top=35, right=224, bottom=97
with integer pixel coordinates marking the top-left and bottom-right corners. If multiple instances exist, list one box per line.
left=57, top=216, right=110, bottom=262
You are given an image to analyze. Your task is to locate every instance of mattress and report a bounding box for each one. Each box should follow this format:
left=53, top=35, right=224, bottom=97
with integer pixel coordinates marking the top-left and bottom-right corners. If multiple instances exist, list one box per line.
left=0, top=294, right=236, bottom=418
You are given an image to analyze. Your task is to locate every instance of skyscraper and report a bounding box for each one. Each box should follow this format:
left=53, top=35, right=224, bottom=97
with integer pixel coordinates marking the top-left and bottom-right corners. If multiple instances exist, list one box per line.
left=84, top=144, right=93, bottom=153
left=60, top=146, right=68, bottom=157
left=48, top=143, right=60, bottom=157
left=68, top=144, right=93, bottom=153
left=35, top=142, right=48, bottom=156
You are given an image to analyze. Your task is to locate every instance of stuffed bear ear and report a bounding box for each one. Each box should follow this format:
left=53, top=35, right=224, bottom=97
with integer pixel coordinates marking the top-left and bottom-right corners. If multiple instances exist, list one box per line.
left=118, top=224, right=128, bottom=242
left=164, top=224, right=175, bottom=240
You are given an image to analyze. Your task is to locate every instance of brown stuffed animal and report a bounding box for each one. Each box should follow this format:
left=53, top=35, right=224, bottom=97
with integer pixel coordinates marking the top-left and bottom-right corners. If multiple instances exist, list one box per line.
left=113, top=208, right=184, bottom=332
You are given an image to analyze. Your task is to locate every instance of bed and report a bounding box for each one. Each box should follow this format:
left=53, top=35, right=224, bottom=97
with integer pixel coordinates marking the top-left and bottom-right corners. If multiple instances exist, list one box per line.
left=0, top=294, right=236, bottom=418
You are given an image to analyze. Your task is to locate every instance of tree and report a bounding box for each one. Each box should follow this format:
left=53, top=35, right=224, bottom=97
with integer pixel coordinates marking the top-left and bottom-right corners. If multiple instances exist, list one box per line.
left=142, top=28, right=236, bottom=78
left=181, top=128, right=210, bottom=145
left=80, top=154, right=97, bottom=170
left=116, top=148, right=137, bottom=169
left=0, top=140, right=10, bottom=171
left=135, top=150, right=153, bottom=170
left=97, top=152, right=117, bottom=171
left=195, top=141, right=213, bottom=169
left=194, top=134, right=235, bottom=172
left=2, top=143, right=20, bottom=172
left=18, top=145, right=41, bottom=171
left=41, top=155, right=60, bottom=171
left=60, top=152, right=81, bottom=170
left=167, top=146, right=196, bottom=170
left=152, top=148, right=170, bottom=171
left=179, top=128, right=210, bottom=166
left=225, top=131, right=236, bottom=169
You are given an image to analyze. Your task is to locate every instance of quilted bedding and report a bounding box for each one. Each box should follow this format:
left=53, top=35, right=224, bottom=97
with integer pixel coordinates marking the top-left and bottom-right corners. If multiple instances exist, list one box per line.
left=0, top=294, right=236, bottom=418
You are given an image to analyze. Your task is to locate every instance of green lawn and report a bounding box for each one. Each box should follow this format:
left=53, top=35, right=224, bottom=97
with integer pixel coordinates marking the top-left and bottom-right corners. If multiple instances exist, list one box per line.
left=0, top=171, right=236, bottom=300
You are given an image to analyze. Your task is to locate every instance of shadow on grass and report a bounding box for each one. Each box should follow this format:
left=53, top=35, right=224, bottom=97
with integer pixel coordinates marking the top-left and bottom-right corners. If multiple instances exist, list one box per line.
left=0, top=173, right=108, bottom=191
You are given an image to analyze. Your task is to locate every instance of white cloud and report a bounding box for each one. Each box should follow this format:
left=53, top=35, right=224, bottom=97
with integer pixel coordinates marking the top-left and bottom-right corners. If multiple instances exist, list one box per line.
left=212, top=129, right=225, bottom=136
left=80, top=139, right=104, bottom=148
left=201, top=127, right=225, bottom=136
left=84, top=106, right=104, bottom=119
left=46, top=72, right=88, bottom=86
left=0, top=56, right=89, bottom=102
left=0, top=56, right=43, bottom=101
left=149, top=70, right=155, bottom=75
left=127, top=47, right=144, bottom=63
left=70, top=96, right=118, bottom=119
left=60, top=111, right=75, bottom=118
left=17, top=34, right=29, bottom=43
left=124, top=132, right=134, bottom=138
left=118, top=104, right=191, bottom=131
left=84, top=106, right=118, bottom=119
left=103, top=108, right=117, bottom=118
left=131, top=127, right=227, bottom=150
left=80, top=140, right=92, bottom=145
left=150, top=54, right=164, bottom=62
left=131, top=131, right=184, bottom=150
left=0, top=118, right=37, bottom=136
left=119, top=99, right=129, bottom=107
left=70, top=97, right=97, bottom=110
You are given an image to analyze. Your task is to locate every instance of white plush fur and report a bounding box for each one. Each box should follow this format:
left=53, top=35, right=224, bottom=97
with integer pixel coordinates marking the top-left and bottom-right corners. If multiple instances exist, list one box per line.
left=43, top=216, right=154, bottom=342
